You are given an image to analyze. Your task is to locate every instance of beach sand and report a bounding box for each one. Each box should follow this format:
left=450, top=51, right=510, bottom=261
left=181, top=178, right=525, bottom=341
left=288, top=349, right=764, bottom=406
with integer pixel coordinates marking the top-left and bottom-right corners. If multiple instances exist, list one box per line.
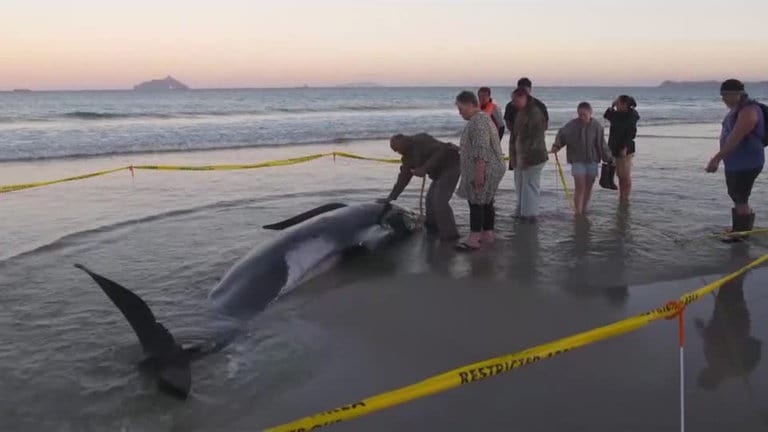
left=1, top=128, right=768, bottom=431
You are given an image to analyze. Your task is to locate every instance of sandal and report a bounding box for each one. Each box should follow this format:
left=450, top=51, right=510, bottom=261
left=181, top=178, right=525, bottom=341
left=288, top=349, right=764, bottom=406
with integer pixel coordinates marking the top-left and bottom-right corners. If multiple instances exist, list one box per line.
left=454, top=241, right=481, bottom=252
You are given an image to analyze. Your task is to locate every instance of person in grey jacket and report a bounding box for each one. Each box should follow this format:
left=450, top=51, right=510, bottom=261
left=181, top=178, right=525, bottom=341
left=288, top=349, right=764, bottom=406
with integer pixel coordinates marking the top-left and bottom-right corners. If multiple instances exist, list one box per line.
left=550, top=102, right=614, bottom=216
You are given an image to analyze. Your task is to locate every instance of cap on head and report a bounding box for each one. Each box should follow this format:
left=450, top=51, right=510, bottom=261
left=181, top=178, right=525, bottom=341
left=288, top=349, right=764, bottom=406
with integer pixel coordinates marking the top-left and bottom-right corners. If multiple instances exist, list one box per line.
left=390, top=134, right=408, bottom=152
left=720, top=78, right=745, bottom=94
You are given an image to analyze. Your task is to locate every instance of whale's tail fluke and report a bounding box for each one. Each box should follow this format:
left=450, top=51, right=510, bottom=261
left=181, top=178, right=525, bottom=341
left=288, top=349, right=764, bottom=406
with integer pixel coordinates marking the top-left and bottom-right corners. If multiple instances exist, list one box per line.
left=74, top=264, right=192, bottom=399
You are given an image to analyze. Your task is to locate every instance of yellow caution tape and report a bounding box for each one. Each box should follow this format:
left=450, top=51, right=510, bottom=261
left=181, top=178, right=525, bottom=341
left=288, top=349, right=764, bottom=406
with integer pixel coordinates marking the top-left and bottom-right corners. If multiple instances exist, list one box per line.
left=0, top=152, right=405, bottom=194
left=329, top=152, right=400, bottom=164
left=675, top=227, right=768, bottom=246
left=0, top=167, right=128, bottom=194
left=131, top=153, right=330, bottom=171
left=263, top=254, right=768, bottom=432
left=0, top=151, right=548, bottom=195
left=716, top=227, right=768, bottom=239
left=553, top=153, right=574, bottom=212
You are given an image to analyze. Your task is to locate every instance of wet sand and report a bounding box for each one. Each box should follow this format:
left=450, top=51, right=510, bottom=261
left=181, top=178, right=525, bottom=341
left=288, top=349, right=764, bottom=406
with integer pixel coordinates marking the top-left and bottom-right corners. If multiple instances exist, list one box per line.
left=1, top=130, right=768, bottom=431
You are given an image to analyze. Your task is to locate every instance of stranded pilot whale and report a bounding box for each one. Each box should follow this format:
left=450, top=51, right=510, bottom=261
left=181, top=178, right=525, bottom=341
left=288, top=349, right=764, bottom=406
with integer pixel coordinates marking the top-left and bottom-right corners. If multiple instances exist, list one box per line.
left=74, top=201, right=418, bottom=400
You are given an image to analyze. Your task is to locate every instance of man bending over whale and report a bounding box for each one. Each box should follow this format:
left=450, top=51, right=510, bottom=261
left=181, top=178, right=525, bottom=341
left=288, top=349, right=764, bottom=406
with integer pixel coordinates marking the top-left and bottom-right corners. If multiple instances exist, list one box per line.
left=380, top=133, right=460, bottom=241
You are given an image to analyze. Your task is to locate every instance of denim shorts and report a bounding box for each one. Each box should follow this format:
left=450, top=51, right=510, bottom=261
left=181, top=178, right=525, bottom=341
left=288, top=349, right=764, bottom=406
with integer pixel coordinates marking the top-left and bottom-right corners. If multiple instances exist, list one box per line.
left=571, top=162, right=599, bottom=177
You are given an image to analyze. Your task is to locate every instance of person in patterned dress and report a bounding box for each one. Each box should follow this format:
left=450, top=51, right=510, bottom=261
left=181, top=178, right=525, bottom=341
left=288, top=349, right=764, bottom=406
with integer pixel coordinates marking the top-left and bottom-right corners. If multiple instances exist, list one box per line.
left=454, top=90, right=507, bottom=250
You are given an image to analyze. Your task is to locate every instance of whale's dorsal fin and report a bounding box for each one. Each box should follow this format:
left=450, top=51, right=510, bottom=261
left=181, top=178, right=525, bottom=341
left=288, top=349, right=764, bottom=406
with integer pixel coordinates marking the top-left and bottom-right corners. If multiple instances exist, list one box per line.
left=263, top=203, right=347, bottom=230
left=74, top=264, right=192, bottom=400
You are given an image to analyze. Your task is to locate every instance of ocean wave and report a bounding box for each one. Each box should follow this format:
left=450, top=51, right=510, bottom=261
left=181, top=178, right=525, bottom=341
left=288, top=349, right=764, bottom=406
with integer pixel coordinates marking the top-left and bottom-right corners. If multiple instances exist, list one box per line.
left=8, top=105, right=446, bottom=123
left=0, top=128, right=464, bottom=162
left=0, top=106, right=724, bottom=127
left=0, top=119, right=720, bottom=162
left=63, top=111, right=176, bottom=120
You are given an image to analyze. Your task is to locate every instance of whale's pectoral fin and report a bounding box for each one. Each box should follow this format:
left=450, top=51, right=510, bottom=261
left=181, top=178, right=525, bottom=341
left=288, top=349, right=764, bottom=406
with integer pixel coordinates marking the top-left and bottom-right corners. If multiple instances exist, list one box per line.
left=263, top=203, right=347, bottom=230
left=74, top=264, right=191, bottom=400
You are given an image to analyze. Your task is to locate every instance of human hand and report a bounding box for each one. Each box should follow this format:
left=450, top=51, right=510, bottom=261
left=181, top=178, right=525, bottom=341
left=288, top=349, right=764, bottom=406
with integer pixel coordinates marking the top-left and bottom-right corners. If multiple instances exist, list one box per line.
left=620, top=148, right=628, bottom=157
left=705, top=155, right=721, bottom=173
left=549, top=147, right=558, bottom=154
left=411, top=167, right=427, bottom=177
left=474, top=171, right=485, bottom=191
left=474, top=176, right=485, bottom=191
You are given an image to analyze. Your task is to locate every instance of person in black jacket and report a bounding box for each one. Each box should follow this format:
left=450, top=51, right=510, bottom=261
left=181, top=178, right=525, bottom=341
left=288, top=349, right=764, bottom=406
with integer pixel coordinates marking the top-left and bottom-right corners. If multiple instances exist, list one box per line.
left=604, top=95, right=640, bottom=203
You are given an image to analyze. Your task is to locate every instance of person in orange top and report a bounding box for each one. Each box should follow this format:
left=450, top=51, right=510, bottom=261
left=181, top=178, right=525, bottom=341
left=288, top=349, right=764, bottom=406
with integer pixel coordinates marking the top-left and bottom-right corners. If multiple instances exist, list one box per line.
left=478, top=87, right=505, bottom=139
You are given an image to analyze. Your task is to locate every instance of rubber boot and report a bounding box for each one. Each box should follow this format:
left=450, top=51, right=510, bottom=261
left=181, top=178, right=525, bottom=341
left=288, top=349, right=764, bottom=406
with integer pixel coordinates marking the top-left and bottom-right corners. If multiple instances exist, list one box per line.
left=722, top=208, right=753, bottom=243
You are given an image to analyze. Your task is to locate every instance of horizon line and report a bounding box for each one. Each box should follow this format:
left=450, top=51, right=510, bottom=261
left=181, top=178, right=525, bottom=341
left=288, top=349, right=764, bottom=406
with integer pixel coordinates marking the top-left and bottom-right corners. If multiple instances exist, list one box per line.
left=0, top=84, right=745, bottom=93
left=5, top=79, right=768, bottom=93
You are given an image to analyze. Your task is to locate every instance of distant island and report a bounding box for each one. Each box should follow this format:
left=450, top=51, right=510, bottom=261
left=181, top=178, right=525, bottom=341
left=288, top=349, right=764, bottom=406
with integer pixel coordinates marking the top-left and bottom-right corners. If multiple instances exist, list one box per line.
left=133, top=75, right=190, bottom=91
left=659, top=80, right=768, bottom=89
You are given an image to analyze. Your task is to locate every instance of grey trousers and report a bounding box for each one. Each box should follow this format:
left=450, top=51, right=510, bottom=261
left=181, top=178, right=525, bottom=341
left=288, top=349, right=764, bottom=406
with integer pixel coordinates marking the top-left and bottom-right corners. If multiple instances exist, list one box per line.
left=425, top=162, right=460, bottom=239
left=514, top=162, right=545, bottom=218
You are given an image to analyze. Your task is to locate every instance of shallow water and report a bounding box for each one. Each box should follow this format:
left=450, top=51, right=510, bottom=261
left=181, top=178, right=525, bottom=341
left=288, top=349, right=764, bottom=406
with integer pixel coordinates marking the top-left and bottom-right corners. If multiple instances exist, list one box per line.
left=2, top=126, right=768, bottom=431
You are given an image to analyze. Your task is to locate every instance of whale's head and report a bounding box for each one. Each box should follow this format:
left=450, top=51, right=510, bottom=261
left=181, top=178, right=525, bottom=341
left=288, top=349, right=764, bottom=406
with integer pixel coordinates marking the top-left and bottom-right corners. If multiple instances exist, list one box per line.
left=379, top=202, right=420, bottom=236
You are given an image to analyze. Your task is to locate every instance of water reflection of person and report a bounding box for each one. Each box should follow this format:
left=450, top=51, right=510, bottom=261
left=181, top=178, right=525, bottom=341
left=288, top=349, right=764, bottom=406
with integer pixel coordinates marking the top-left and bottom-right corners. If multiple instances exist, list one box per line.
left=696, top=246, right=762, bottom=391
left=509, top=221, right=540, bottom=285
left=562, top=215, right=628, bottom=305
left=562, top=217, right=592, bottom=297
left=603, top=204, right=630, bottom=305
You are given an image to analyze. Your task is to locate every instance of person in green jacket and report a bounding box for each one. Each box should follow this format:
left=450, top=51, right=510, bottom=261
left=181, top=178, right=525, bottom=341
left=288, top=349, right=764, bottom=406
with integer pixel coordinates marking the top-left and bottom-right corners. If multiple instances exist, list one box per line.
left=382, top=133, right=461, bottom=241
left=510, top=87, right=548, bottom=221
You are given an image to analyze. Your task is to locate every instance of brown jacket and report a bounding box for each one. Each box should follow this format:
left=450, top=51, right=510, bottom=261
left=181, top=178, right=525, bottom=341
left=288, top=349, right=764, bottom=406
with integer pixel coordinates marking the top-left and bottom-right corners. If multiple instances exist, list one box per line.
left=510, top=103, right=548, bottom=168
left=387, top=133, right=459, bottom=201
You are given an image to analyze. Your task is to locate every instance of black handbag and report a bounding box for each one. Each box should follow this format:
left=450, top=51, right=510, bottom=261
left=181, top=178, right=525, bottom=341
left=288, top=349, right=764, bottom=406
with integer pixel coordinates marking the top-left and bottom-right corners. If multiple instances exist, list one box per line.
left=599, top=163, right=618, bottom=190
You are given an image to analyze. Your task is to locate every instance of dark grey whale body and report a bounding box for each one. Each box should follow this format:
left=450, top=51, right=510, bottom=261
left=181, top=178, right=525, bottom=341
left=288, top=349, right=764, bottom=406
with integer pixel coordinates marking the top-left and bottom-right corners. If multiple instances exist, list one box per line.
left=75, top=201, right=418, bottom=399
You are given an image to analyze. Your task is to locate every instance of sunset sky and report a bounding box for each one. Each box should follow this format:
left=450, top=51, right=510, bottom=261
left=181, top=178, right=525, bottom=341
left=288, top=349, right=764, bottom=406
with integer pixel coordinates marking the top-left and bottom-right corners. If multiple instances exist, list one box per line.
left=3, top=0, right=767, bottom=90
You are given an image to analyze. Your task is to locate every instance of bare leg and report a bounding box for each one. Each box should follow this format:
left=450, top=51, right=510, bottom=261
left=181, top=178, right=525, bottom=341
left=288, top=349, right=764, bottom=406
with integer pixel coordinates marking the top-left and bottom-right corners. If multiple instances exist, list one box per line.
left=583, top=174, right=597, bottom=214
left=573, top=174, right=585, bottom=215
left=617, top=156, right=632, bottom=202
left=735, top=202, right=752, bottom=216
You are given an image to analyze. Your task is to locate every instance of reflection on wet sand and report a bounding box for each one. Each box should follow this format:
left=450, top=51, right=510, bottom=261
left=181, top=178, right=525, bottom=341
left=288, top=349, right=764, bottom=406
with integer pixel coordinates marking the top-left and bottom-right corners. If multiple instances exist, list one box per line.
left=559, top=204, right=630, bottom=306
left=696, top=245, right=762, bottom=391
left=505, top=221, right=541, bottom=285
